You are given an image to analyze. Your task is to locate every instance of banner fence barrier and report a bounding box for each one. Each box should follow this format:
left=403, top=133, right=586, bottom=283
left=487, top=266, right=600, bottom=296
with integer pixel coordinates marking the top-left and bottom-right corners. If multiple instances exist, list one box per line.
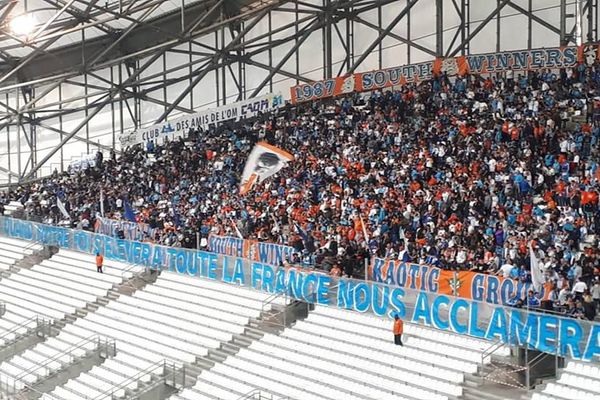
left=0, top=216, right=598, bottom=363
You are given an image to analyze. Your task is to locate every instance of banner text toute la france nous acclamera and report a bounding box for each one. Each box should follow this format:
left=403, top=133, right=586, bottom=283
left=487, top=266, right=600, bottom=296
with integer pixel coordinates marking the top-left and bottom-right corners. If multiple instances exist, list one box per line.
left=2, top=216, right=600, bottom=363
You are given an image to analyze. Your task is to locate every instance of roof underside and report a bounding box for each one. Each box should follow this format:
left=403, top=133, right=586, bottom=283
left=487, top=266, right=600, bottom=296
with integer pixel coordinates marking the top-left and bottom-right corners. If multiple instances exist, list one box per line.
left=0, top=0, right=258, bottom=85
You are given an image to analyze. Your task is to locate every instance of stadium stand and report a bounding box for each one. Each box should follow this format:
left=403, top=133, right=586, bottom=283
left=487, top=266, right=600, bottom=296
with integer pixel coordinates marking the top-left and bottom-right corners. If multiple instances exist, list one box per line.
left=170, top=304, right=512, bottom=400
left=0, top=236, right=41, bottom=272
left=0, top=237, right=598, bottom=400
left=44, top=264, right=285, bottom=399
left=0, top=237, right=44, bottom=333
left=0, top=249, right=134, bottom=392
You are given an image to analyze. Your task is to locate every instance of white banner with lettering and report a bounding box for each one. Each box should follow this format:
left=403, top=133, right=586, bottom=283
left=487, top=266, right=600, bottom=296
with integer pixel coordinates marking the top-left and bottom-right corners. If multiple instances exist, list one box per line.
left=119, top=93, right=284, bottom=148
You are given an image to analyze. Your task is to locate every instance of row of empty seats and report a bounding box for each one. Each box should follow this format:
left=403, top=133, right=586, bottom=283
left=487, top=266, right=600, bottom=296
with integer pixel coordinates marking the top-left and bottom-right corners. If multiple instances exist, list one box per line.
left=531, top=360, right=600, bottom=400
left=0, top=236, right=42, bottom=271
left=0, top=237, right=45, bottom=346
left=48, top=271, right=282, bottom=399
left=0, top=201, right=23, bottom=217
left=0, top=249, right=132, bottom=389
left=173, top=304, right=496, bottom=400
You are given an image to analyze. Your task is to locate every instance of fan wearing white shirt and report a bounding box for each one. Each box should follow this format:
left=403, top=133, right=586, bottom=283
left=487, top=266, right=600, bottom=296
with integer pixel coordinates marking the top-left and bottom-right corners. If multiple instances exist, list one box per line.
left=572, top=278, right=588, bottom=301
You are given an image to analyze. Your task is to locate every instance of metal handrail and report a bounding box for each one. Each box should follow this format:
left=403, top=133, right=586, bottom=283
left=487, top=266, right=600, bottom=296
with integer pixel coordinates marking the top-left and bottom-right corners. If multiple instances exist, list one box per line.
left=14, top=335, right=109, bottom=381
left=0, top=336, right=115, bottom=398
left=23, top=239, right=42, bottom=253
left=121, top=262, right=153, bottom=289
left=261, top=291, right=289, bottom=328
left=91, top=359, right=183, bottom=400
left=237, top=389, right=292, bottom=400
left=261, top=292, right=283, bottom=312
left=0, top=316, right=48, bottom=341
left=481, top=337, right=505, bottom=363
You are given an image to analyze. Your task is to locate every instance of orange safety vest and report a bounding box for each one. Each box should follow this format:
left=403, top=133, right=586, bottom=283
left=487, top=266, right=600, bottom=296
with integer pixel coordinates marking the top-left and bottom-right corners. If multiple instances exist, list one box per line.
left=393, top=319, right=404, bottom=335
left=96, top=255, right=104, bottom=267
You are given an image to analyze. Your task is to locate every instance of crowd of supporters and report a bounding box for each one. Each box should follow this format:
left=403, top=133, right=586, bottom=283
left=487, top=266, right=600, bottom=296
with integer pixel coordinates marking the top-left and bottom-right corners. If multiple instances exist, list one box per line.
left=2, top=63, right=600, bottom=318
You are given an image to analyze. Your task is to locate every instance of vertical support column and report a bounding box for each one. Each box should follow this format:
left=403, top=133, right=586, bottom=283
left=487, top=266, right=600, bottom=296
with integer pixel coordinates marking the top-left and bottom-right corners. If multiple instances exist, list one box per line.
left=295, top=0, right=300, bottom=82
left=82, top=28, right=89, bottom=154
left=15, top=87, right=21, bottom=179
left=215, top=31, right=220, bottom=106
left=110, top=67, right=116, bottom=150
left=6, top=93, right=11, bottom=184
left=436, top=0, right=443, bottom=56
left=238, top=20, right=246, bottom=100
left=268, top=12, right=273, bottom=92
left=118, top=63, right=124, bottom=141
left=587, top=0, right=594, bottom=42
left=459, top=0, right=467, bottom=56
left=29, top=87, right=36, bottom=174
left=59, top=84, right=64, bottom=171
left=84, top=72, right=90, bottom=154
left=377, top=2, right=383, bottom=68
left=181, top=0, right=185, bottom=33
left=345, top=4, right=354, bottom=71
left=406, top=0, right=411, bottom=63
left=527, top=0, right=532, bottom=49
left=496, top=0, right=501, bottom=52
left=163, top=52, right=168, bottom=116
left=189, top=41, right=194, bottom=109
left=560, top=0, right=568, bottom=45
left=135, top=59, right=141, bottom=128
left=221, top=23, right=227, bottom=104
left=323, top=0, right=333, bottom=78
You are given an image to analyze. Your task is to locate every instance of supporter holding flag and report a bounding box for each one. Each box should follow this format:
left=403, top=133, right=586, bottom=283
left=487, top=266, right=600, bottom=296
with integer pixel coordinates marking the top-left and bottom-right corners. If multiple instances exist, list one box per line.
left=123, top=199, right=136, bottom=222
left=99, top=189, right=105, bottom=217
left=56, top=194, right=70, bottom=221
left=529, top=241, right=544, bottom=292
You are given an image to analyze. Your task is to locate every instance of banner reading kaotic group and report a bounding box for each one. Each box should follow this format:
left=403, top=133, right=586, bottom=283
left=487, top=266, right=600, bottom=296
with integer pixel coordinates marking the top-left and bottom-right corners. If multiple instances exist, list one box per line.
left=290, top=44, right=600, bottom=104
left=370, top=258, right=536, bottom=307
left=120, top=93, right=284, bottom=148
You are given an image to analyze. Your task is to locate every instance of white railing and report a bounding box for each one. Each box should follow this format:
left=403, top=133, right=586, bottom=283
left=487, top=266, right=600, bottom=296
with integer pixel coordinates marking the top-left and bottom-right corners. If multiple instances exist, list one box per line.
left=91, top=359, right=184, bottom=400
left=238, top=389, right=291, bottom=400
left=0, top=335, right=116, bottom=398
left=0, top=316, right=52, bottom=346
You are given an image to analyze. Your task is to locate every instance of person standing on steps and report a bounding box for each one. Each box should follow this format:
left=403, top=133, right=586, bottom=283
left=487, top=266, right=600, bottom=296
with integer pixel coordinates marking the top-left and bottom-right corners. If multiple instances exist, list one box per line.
left=393, top=314, right=404, bottom=346
left=96, top=252, right=104, bottom=273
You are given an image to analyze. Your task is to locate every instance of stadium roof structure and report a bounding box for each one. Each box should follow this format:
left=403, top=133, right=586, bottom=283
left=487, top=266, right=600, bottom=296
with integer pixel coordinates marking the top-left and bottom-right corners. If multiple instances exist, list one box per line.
left=0, top=0, right=596, bottom=185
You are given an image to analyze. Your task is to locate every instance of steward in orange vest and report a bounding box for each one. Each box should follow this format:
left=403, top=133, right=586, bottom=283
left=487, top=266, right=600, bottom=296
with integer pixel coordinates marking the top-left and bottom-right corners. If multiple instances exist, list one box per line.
left=96, top=252, right=104, bottom=274
left=393, top=315, right=404, bottom=346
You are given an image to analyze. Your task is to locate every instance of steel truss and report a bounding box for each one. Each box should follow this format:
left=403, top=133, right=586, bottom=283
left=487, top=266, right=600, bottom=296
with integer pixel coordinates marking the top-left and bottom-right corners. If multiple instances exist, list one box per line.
left=0, top=0, right=596, bottom=184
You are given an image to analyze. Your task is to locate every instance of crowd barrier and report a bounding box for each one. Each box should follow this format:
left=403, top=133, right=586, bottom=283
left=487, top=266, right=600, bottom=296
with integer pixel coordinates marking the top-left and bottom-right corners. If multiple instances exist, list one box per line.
left=207, top=233, right=534, bottom=307
left=0, top=216, right=599, bottom=363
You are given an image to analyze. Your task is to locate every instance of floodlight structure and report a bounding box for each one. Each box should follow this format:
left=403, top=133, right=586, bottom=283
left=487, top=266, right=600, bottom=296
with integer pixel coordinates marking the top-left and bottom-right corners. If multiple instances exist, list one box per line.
left=9, top=13, right=36, bottom=36
left=0, top=0, right=595, bottom=186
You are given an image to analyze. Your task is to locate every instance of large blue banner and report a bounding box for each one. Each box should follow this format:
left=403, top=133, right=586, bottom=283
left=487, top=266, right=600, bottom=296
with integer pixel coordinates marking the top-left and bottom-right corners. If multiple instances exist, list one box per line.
left=1, top=217, right=599, bottom=363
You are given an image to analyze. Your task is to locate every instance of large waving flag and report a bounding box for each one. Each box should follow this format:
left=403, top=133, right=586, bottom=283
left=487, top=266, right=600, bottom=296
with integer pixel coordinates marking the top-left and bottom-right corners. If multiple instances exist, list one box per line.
left=240, top=142, right=294, bottom=195
left=56, top=196, right=70, bottom=220
left=529, top=241, right=544, bottom=292
left=99, top=188, right=105, bottom=217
